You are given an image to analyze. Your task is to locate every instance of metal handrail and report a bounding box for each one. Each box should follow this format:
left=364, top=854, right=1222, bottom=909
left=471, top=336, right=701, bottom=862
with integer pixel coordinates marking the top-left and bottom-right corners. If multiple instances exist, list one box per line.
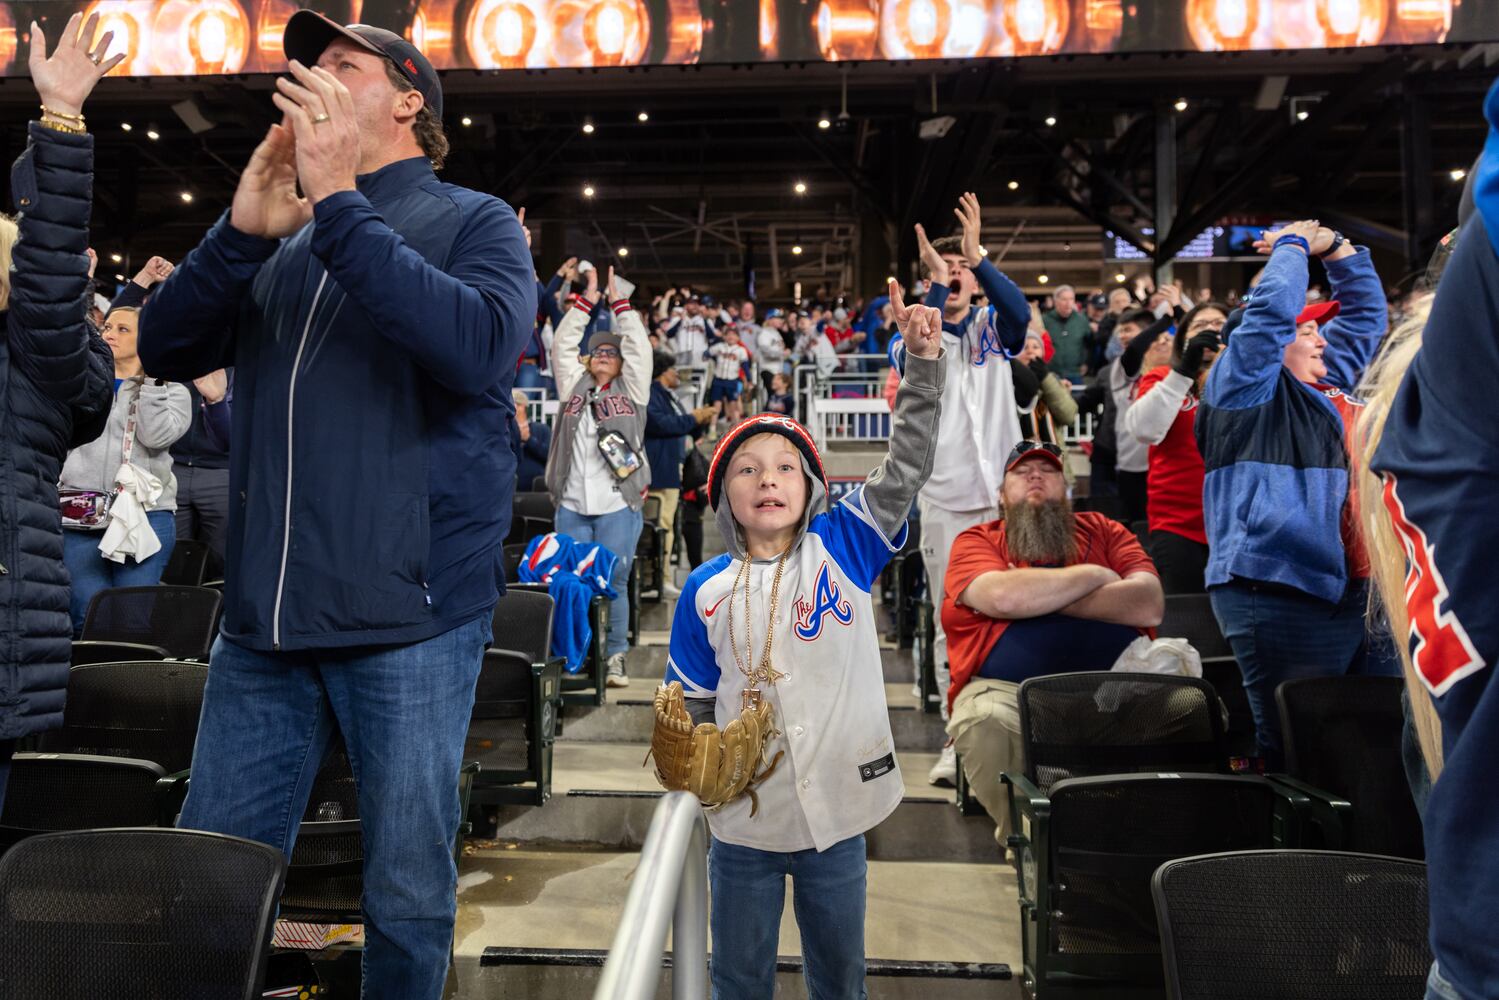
left=593, top=792, right=709, bottom=1000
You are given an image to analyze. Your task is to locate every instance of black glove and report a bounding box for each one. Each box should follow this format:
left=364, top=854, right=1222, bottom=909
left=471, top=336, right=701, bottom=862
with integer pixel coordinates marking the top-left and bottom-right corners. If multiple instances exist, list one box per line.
left=1027, top=357, right=1050, bottom=385
left=1173, top=332, right=1221, bottom=379
left=1010, top=357, right=1040, bottom=408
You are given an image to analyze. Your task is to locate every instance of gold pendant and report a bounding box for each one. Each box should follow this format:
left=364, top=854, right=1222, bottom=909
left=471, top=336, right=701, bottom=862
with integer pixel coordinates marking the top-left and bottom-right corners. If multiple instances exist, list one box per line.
left=741, top=687, right=764, bottom=711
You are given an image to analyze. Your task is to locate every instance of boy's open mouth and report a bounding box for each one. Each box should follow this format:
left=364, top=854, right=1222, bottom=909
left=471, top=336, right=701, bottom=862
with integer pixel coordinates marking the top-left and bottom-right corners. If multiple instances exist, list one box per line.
left=756, top=499, right=786, bottom=509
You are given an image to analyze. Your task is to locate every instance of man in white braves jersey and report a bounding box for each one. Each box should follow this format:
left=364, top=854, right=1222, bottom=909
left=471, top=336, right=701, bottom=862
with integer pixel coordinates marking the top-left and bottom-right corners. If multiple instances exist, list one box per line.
left=662, top=282, right=945, bottom=999
left=887, top=192, right=1030, bottom=785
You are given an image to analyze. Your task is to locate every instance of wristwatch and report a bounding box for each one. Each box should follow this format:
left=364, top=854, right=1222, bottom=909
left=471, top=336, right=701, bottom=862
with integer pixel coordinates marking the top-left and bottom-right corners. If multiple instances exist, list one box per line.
left=1316, top=231, right=1348, bottom=259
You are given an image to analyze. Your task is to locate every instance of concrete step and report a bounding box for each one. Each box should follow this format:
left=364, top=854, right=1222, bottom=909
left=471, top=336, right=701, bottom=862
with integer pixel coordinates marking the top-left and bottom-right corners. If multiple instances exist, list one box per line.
left=473, top=746, right=1001, bottom=863
left=560, top=684, right=948, bottom=753
left=450, top=846, right=1021, bottom=999
left=461, top=952, right=1018, bottom=999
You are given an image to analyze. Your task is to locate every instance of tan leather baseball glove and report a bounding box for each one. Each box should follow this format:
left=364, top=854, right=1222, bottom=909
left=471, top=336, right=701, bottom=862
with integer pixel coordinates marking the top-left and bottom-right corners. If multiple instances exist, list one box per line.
left=648, top=682, right=783, bottom=815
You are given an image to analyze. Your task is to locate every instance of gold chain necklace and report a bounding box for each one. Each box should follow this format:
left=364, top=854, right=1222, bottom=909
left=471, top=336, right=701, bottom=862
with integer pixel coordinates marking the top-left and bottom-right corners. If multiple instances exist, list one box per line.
left=726, top=546, right=790, bottom=711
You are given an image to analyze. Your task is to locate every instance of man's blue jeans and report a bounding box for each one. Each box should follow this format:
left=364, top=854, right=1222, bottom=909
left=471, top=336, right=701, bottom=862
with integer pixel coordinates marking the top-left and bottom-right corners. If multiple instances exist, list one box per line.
left=177, top=617, right=490, bottom=1000
left=1427, top=961, right=1466, bottom=1000
left=556, top=505, right=641, bottom=658
left=709, top=835, right=868, bottom=1000
left=62, top=509, right=177, bottom=635
left=1209, top=578, right=1400, bottom=769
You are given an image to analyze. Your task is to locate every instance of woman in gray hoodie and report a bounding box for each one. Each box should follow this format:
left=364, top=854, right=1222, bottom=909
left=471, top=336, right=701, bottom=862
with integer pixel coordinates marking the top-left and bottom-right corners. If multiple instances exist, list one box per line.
left=59, top=303, right=190, bottom=633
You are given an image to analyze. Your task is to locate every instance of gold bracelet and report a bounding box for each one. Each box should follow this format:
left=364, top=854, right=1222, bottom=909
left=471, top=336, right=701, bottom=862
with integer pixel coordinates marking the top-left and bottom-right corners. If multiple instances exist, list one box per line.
left=40, top=105, right=84, bottom=123
left=38, top=117, right=87, bottom=135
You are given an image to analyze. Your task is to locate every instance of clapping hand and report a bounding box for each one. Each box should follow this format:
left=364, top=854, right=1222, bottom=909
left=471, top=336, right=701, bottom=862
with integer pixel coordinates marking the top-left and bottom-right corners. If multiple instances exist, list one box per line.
left=889, top=279, right=942, bottom=360
left=29, top=12, right=126, bottom=118
left=955, top=192, right=984, bottom=267
left=231, top=119, right=312, bottom=238
left=272, top=60, right=362, bottom=205
left=915, top=224, right=950, bottom=288
left=1255, top=220, right=1321, bottom=255
left=605, top=266, right=622, bottom=304
left=581, top=266, right=600, bottom=305
left=85, top=247, right=98, bottom=279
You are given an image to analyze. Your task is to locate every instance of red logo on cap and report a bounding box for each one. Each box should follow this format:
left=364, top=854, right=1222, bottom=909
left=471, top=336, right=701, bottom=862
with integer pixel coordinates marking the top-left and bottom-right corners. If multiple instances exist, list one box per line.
left=404, top=57, right=418, bottom=75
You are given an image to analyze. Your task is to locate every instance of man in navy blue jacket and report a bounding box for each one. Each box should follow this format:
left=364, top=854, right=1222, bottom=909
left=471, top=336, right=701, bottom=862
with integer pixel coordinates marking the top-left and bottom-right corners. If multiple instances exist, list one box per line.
left=137, top=14, right=533, bottom=999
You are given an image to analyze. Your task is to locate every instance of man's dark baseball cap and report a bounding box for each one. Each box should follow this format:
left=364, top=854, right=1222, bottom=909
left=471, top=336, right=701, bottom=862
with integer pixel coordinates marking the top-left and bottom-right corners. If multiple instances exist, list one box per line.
left=284, top=11, right=443, bottom=119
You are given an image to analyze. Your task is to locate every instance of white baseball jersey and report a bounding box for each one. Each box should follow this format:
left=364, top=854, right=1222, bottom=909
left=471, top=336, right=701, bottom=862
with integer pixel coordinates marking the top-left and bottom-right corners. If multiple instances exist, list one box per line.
left=664, top=485, right=904, bottom=853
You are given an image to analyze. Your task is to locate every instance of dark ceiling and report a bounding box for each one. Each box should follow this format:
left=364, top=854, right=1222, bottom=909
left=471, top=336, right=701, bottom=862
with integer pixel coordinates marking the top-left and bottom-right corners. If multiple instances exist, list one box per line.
left=1, top=41, right=1493, bottom=298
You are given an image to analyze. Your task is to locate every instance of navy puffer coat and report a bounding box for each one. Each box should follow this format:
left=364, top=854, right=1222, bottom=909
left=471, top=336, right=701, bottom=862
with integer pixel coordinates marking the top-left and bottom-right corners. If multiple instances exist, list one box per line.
left=1, top=123, right=115, bottom=740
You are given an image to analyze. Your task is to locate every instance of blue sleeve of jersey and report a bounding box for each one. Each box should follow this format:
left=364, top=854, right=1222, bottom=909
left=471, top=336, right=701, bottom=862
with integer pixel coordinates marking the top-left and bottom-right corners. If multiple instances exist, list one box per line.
left=1202, top=243, right=1307, bottom=410
left=664, top=566, right=721, bottom=699
left=973, top=259, right=1029, bottom=354
left=808, top=484, right=909, bottom=592
left=1319, top=248, right=1387, bottom=393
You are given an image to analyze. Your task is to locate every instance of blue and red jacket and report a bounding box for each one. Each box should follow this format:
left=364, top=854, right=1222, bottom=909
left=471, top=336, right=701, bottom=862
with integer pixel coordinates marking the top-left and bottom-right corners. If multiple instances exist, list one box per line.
left=1372, top=77, right=1499, bottom=1000
left=1196, top=240, right=1385, bottom=603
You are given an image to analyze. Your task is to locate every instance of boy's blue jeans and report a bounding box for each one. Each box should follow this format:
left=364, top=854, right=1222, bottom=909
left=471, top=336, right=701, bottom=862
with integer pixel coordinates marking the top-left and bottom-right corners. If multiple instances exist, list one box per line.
left=709, top=834, right=868, bottom=1000
left=177, top=617, right=490, bottom=1000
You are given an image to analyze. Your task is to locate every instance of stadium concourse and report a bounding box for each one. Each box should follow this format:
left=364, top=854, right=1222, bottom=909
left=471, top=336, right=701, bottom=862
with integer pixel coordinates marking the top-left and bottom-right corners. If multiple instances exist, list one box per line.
left=1, top=2, right=1497, bottom=1000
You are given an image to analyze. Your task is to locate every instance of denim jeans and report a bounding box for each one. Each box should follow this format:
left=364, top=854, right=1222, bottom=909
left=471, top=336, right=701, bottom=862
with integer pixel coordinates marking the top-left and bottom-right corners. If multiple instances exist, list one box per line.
left=709, top=835, right=868, bottom=1000
left=556, top=505, right=642, bottom=658
left=1209, top=578, right=1400, bottom=769
left=1427, top=961, right=1466, bottom=1000
left=177, top=617, right=490, bottom=1000
left=62, top=509, right=177, bottom=635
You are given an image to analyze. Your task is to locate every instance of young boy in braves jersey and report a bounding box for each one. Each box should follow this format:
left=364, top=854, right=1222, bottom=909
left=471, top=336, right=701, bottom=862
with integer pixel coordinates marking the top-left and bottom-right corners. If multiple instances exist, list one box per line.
left=663, top=284, right=945, bottom=999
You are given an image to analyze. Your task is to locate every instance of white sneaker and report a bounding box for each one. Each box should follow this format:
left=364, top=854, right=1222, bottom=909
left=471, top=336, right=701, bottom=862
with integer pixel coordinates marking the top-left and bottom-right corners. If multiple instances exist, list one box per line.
left=927, top=743, right=958, bottom=787
left=605, top=653, right=630, bottom=688
left=661, top=581, right=682, bottom=598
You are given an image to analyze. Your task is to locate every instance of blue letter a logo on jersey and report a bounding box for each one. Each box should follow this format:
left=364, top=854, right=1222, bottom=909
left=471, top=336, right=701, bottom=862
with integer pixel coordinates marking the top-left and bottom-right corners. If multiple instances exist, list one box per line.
left=969, top=310, right=1007, bottom=368
left=794, top=562, right=854, bottom=641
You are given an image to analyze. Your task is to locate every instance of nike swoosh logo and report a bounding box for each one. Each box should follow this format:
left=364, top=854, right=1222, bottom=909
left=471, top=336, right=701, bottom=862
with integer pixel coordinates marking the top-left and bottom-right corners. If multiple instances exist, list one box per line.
left=704, top=594, right=730, bottom=618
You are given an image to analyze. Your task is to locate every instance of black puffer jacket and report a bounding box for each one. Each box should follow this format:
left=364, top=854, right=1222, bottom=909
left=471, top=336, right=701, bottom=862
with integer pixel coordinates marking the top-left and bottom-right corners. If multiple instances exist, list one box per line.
left=1, top=123, right=114, bottom=740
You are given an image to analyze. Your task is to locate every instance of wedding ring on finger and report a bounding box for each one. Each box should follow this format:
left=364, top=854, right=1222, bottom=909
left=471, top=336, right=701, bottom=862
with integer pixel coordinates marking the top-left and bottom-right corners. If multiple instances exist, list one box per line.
left=312, top=113, right=331, bottom=124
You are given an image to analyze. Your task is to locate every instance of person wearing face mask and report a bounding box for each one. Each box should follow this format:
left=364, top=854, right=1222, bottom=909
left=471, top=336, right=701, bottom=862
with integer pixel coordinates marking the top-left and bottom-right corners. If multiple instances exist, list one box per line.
left=1120, top=301, right=1228, bottom=594
left=1196, top=219, right=1398, bottom=769
left=59, top=303, right=191, bottom=633
left=546, top=266, right=652, bottom=688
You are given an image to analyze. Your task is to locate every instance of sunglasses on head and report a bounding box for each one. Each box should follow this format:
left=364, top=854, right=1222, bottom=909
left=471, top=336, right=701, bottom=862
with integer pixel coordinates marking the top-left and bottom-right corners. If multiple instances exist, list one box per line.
left=1009, top=441, right=1063, bottom=461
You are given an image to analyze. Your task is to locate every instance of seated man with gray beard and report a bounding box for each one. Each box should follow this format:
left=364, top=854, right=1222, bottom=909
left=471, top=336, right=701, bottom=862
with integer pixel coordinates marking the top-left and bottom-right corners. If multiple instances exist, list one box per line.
left=941, top=441, right=1164, bottom=843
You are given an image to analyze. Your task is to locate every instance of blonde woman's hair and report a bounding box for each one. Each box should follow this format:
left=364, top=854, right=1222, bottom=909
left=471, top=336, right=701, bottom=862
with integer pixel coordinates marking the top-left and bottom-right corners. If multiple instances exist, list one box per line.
left=1353, top=294, right=1443, bottom=778
left=0, top=213, right=17, bottom=312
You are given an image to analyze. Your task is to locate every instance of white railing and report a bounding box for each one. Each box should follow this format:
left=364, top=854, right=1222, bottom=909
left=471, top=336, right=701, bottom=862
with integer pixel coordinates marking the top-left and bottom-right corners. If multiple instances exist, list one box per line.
left=593, top=792, right=708, bottom=1000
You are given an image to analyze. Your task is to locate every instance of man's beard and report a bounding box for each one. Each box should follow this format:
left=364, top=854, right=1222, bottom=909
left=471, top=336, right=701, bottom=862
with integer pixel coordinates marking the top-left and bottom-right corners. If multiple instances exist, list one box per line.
left=1003, top=496, right=1077, bottom=565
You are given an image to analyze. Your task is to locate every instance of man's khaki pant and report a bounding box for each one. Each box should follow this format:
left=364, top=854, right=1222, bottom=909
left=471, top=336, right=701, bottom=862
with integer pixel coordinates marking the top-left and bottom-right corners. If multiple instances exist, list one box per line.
left=650, top=488, right=681, bottom=567
left=946, top=678, right=1023, bottom=844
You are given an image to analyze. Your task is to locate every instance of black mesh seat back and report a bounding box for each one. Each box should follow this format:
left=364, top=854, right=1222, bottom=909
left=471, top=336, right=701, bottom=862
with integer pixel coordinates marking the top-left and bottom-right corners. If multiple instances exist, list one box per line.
left=290, top=744, right=362, bottom=874
left=0, top=755, right=166, bottom=833
left=160, top=539, right=211, bottom=587
left=80, top=585, right=222, bottom=660
left=474, top=650, right=536, bottom=716
left=1158, top=594, right=1231, bottom=659
left=492, top=590, right=555, bottom=663
left=0, top=828, right=285, bottom=1000
left=466, top=718, right=531, bottom=773
left=1277, top=676, right=1424, bottom=857
left=1019, top=672, right=1225, bottom=792
left=1154, top=851, right=1430, bottom=1000
left=1049, top=775, right=1279, bottom=959
left=512, top=491, right=556, bottom=524
left=503, top=542, right=529, bottom=582
left=70, top=640, right=168, bottom=665
left=35, top=662, right=208, bottom=772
